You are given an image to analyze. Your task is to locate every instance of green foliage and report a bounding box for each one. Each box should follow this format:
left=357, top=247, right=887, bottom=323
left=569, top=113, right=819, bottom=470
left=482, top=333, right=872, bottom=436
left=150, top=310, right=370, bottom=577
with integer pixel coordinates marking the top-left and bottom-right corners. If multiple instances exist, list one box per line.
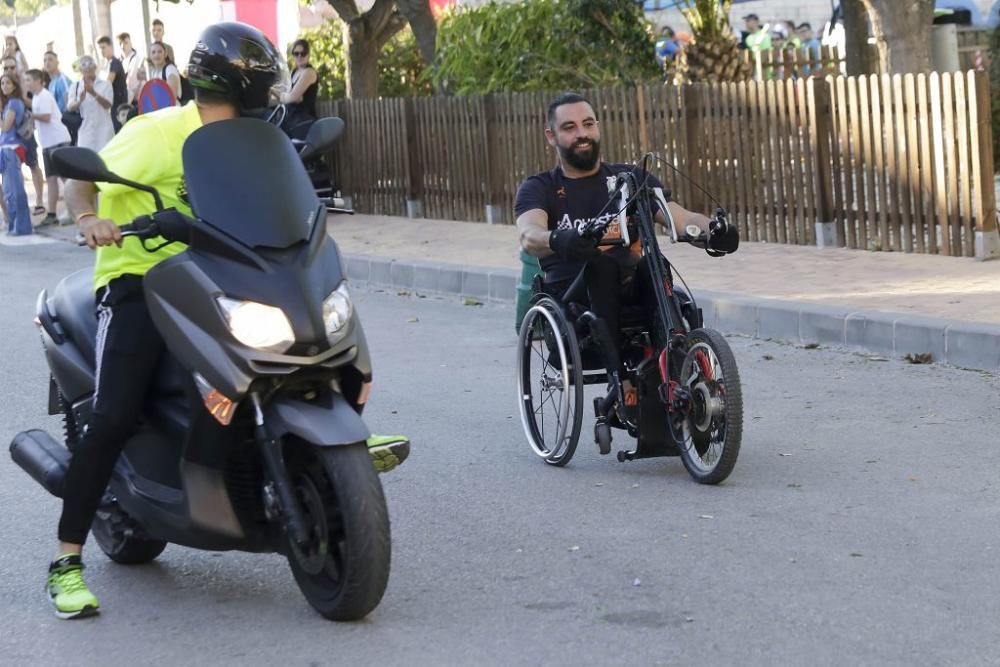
left=0, top=0, right=69, bottom=24
left=295, top=20, right=432, bottom=99
left=678, top=0, right=736, bottom=41
left=432, top=0, right=660, bottom=95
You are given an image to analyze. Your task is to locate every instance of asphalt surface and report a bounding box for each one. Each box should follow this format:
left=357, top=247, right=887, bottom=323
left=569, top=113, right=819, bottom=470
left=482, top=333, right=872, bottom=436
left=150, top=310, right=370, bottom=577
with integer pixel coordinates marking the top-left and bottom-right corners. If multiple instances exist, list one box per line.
left=2, top=242, right=1000, bottom=666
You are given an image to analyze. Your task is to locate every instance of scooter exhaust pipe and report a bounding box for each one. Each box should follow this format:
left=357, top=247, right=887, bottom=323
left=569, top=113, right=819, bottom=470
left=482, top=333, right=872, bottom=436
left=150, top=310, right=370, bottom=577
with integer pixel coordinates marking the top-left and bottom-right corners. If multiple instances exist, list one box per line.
left=9, top=429, right=70, bottom=498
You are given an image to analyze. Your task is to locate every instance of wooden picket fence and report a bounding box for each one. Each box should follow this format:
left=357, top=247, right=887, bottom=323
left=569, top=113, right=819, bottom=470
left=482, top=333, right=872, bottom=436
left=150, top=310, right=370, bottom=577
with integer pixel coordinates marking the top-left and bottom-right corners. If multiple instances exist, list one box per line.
left=318, top=70, right=997, bottom=257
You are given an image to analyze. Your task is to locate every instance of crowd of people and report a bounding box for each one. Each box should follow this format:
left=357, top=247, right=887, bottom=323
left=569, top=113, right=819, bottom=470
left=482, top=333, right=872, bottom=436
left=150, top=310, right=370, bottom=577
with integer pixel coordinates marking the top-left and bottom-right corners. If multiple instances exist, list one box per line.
left=0, top=18, right=182, bottom=236
left=655, top=12, right=824, bottom=76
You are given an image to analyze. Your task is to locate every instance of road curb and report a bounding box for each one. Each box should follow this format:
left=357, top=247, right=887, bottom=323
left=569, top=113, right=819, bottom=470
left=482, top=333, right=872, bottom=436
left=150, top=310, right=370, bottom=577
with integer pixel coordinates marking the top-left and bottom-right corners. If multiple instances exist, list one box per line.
left=346, top=253, right=1000, bottom=373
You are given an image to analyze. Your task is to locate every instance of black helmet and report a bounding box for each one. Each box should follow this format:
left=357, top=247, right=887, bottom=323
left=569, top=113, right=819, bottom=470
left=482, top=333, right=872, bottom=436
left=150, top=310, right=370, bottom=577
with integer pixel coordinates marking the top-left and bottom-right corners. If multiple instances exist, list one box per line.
left=187, top=22, right=289, bottom=115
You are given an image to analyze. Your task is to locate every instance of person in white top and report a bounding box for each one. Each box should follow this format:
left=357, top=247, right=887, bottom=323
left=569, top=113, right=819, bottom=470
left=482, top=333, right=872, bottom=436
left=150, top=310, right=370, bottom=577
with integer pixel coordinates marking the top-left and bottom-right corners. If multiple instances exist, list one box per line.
left=25, top=69, right=71, bottom=226
left=3, top=35, right=28, bottom=76
left=146, top=42, right=181, bottom=102
left=64, top=56, right=114, bottom=153
left=117, top=32, right=143, bottom=105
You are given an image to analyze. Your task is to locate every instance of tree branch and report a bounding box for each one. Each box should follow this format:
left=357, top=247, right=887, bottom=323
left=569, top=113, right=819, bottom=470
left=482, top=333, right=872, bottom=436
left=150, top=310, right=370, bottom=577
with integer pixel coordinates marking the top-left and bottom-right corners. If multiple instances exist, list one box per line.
left=375, top=12, right=407, bottom=49
left=326, top=0, right=361, bottom=22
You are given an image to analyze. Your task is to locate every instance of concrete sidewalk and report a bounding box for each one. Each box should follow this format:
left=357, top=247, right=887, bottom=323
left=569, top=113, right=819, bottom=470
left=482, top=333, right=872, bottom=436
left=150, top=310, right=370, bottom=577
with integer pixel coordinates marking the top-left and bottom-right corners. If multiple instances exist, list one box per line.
left=31, top=212, right=1000, bottom=372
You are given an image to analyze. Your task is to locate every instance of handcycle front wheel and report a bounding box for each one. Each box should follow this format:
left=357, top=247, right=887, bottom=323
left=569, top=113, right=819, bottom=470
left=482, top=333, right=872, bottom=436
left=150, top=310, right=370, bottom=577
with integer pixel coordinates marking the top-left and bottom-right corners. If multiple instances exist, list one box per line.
left=672, top=328, right=743, bottom=484
left=516, top=297, right=583, bottom=466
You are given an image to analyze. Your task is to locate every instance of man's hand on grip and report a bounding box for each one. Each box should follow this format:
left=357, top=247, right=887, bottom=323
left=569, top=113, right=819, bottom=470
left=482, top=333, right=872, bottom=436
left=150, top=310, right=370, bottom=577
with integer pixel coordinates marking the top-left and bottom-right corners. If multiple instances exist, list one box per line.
left=549, top=228, right=600, bottom=262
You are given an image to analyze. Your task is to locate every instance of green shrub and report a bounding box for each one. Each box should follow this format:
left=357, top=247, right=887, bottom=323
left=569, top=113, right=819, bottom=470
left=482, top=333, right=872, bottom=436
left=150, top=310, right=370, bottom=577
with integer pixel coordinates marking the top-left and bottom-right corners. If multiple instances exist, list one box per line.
left=431, top=0, right=660, bottom=95
left=292, top=21, right=432, bottom=99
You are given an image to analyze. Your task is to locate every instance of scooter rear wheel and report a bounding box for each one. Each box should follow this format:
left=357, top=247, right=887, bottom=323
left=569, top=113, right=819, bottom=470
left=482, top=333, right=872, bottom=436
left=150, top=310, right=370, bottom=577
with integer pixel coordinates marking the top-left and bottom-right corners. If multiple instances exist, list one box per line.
left=285, top=441, right=390, bottom=621
left=92, top=506, right=168, bottom=565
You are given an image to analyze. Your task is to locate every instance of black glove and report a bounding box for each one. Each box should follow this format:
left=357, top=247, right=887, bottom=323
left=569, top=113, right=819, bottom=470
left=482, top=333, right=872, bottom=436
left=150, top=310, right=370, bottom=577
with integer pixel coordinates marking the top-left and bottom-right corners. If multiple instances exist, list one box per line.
left=549, top=228, right=600, bottom=262
left=707, top=213, right=739, bottom=256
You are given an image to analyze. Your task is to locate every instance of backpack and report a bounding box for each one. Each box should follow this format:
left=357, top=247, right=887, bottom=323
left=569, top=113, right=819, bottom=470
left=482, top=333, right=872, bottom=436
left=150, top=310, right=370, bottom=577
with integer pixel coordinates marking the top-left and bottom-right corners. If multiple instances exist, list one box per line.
left=178, top=71, right=194, bottom=104
left=16, top=105, right=34, bottom=142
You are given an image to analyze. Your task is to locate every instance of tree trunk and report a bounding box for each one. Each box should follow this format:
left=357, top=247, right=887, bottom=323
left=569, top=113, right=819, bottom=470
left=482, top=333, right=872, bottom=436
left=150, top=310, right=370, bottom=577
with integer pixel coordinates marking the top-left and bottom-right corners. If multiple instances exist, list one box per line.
left=345, top=22, right=380, bottom=99
left=861, top=0, right=935, bottom=73
left=91, top=0, right=112, bottom=42
left=843, top=0, right=876, bottom=75
left=72, top=0, right=84, bottom=57
left=396, top=0, right=437, bottom=65
left=330, top=0, right=407, bottom=98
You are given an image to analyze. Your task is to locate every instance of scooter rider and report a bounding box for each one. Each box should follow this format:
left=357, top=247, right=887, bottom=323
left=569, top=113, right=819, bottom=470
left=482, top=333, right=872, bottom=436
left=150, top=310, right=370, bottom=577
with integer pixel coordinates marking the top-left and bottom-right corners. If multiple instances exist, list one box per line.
left=515, top=92, right=739, bottom=357
left=48, top=22, right=409, bottom=620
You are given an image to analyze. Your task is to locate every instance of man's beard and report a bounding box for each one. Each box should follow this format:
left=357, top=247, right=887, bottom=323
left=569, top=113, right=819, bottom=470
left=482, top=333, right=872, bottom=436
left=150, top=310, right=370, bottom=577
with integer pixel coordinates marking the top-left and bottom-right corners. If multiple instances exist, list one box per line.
left=558, top=138, right=601, bottom=171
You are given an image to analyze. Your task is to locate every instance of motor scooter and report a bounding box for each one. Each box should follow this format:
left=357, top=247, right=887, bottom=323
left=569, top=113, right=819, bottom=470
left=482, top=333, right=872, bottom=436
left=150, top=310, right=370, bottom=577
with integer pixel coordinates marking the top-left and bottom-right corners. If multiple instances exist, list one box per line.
left=9, top=117, right=390, bottom=621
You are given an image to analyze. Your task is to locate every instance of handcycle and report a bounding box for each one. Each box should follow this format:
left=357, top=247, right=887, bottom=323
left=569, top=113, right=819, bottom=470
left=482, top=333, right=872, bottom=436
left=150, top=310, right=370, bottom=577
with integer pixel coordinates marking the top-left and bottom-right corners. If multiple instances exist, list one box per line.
left=515, top=157, right=743, bottom=484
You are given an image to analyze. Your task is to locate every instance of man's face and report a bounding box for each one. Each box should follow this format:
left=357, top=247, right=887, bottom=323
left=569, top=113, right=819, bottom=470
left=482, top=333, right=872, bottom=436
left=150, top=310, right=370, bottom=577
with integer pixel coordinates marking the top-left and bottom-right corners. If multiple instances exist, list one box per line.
left=2, top=59, right=16, bottom=76
left=44, top=53, right=57, bottom=73
left=99, top=42, right=112, bottom=59
left=119, top=37, right=131, bottom=53
left=745, top=18, right=759, bottom=32
left=152, top=24, right=164, bottom=41
left=82, top=66, right=96, bottom=83
left=26, top=76, right=41, bottom=94
left=546, top=101, right=601, bottom=172
left=797, top=26, right=813, bottom=42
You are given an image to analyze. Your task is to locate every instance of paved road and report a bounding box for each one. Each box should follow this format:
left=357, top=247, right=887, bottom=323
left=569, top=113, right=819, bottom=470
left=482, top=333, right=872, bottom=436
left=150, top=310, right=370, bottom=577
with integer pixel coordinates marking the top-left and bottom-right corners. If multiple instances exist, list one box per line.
left=2, top=243, right=1000, bottom=666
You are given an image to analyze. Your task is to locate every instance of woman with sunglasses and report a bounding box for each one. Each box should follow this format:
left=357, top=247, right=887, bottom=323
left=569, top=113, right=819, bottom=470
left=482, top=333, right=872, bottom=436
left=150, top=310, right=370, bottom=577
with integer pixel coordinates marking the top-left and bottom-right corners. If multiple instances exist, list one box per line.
left=145, top=41, right=181, bottom=103
left=0, top=73, right=33, bottom=235
left=277, top=39, right=317, bottom=139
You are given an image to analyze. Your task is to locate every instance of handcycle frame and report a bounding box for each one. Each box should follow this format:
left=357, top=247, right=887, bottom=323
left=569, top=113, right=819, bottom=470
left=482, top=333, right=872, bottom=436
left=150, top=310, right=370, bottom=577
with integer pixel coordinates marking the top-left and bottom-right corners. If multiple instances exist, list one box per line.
left=519, top=162, right=740, bottom=475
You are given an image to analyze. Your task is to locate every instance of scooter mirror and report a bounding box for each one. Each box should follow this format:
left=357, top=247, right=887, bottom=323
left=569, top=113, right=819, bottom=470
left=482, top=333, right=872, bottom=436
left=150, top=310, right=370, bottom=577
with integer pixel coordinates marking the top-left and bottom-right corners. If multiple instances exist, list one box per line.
left=49, top=147, right=122, bottom=184
left=50, top=146, right=165, bottom=211
left=299, top=117, right=345, bottom=162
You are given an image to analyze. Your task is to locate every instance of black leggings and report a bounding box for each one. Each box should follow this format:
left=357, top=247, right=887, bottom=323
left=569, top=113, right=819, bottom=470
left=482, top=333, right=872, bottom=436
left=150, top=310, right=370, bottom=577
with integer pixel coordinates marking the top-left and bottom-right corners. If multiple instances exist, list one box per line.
left=58, top=276, right=165, bottom=545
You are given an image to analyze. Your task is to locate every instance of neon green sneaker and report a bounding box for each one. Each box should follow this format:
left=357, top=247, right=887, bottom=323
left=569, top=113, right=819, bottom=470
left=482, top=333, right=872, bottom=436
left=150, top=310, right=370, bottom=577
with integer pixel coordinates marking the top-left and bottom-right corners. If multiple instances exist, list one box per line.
left=47, top=554, right=100, bottom=619
left=366, top=433, right=410, bottom=473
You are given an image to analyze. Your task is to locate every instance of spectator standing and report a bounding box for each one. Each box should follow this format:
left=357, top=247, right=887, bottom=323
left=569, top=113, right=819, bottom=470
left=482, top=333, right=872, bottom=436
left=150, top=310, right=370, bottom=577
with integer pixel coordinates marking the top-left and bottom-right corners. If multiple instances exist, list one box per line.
left=146, top=42, right=181, bottom=102
left=3, top=35, right=28, bottom=76
left=26, top=69, right=71, bottom=226
left=5, top=55, right=44, bottom=215
left=65, top=56, right=114, bottom=153
left=97, top=36, right=127, bottom=132
left=118, top=33, right=143, bottom=105
left=43, top=51, right=73, bottom=113
left=783, top=20, right=802, bottom=49
left=0, top=73, right=33, bottom=236
left=797, top=22, right=823, bottom=69
left=655, top=27, right=680, bottom=67
left=150, top=19, right=175, bottom=64
left=743, top=14, right=771, bottom=55
left=278, top=39, right=318, bottom=138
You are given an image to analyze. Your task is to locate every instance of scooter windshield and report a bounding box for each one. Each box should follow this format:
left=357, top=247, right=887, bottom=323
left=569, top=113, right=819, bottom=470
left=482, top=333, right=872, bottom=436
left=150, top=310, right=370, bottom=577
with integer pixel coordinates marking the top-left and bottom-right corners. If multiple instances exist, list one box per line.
left=182, top=118, right=321, bottom=249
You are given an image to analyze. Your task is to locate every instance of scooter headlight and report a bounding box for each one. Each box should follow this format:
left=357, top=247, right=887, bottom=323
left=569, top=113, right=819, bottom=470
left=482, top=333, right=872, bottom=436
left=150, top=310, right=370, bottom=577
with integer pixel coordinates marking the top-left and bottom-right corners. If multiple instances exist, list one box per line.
left=323, top=282, right=353, bottom=340
left=217, top=297, right=295, bottom=353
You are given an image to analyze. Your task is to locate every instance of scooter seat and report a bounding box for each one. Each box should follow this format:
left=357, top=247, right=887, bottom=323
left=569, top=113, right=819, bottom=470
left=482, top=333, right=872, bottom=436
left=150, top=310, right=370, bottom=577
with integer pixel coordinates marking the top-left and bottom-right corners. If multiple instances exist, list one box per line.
left=50, top=270, right=98, bottom=366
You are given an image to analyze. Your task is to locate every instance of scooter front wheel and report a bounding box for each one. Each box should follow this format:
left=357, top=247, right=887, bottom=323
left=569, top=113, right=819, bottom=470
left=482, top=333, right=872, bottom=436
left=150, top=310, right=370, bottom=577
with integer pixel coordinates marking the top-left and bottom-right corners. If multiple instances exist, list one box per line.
left=284, top=441, right=390, bottom=621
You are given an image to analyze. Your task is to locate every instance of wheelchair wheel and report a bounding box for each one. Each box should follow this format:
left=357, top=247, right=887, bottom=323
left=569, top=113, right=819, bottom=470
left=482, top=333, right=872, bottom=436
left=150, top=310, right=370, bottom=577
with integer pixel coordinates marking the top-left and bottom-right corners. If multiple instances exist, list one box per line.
left=517, top=296, right=583, bottom=466
left=673, top=328, right=743, bottom=484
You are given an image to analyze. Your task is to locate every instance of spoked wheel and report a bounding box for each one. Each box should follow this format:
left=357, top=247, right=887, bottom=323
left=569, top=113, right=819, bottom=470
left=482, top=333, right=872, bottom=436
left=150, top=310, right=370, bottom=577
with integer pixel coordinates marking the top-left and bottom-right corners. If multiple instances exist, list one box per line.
left=516, top=296, right=583, bottom=466
left=285, top=442, right=390, bottom=621
left=671, top=328, right=743, bottom=484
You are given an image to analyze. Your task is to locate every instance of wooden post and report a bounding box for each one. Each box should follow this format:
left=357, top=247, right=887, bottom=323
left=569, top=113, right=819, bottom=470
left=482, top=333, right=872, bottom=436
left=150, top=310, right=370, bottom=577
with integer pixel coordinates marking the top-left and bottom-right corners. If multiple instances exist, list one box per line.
left=636, top=85, right=651, bottom=153
left=970, top=71, right=1000, bottom=259
left=812, top=79, right=838, bottom=247
left=483, top=94, right=506, bottom=223
left=683, top=85, right=706, bottom=212
left=403, top=97, right=424, bottom=219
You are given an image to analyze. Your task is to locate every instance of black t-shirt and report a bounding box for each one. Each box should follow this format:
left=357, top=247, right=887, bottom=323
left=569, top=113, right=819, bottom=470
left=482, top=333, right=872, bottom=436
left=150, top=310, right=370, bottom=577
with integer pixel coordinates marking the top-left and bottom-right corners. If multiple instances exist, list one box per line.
left=514, top=163, right=667, bottom=283
left=108, top=57, right=127, bottom=109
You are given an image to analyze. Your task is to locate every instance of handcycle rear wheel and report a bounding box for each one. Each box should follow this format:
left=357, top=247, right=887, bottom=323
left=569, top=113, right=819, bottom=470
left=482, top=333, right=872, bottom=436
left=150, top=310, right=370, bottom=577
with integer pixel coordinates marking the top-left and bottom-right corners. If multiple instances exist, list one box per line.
left=672, top=328, right=743, bottom=484
left=516, top=297, right=583, bottom=466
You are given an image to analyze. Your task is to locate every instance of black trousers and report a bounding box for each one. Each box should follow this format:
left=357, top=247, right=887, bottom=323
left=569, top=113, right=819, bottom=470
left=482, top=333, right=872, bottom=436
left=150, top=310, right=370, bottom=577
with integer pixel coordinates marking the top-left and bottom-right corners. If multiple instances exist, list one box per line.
left=58, top=275, right=165, bottom=545
left=547, top=253, right=670, bottom=351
